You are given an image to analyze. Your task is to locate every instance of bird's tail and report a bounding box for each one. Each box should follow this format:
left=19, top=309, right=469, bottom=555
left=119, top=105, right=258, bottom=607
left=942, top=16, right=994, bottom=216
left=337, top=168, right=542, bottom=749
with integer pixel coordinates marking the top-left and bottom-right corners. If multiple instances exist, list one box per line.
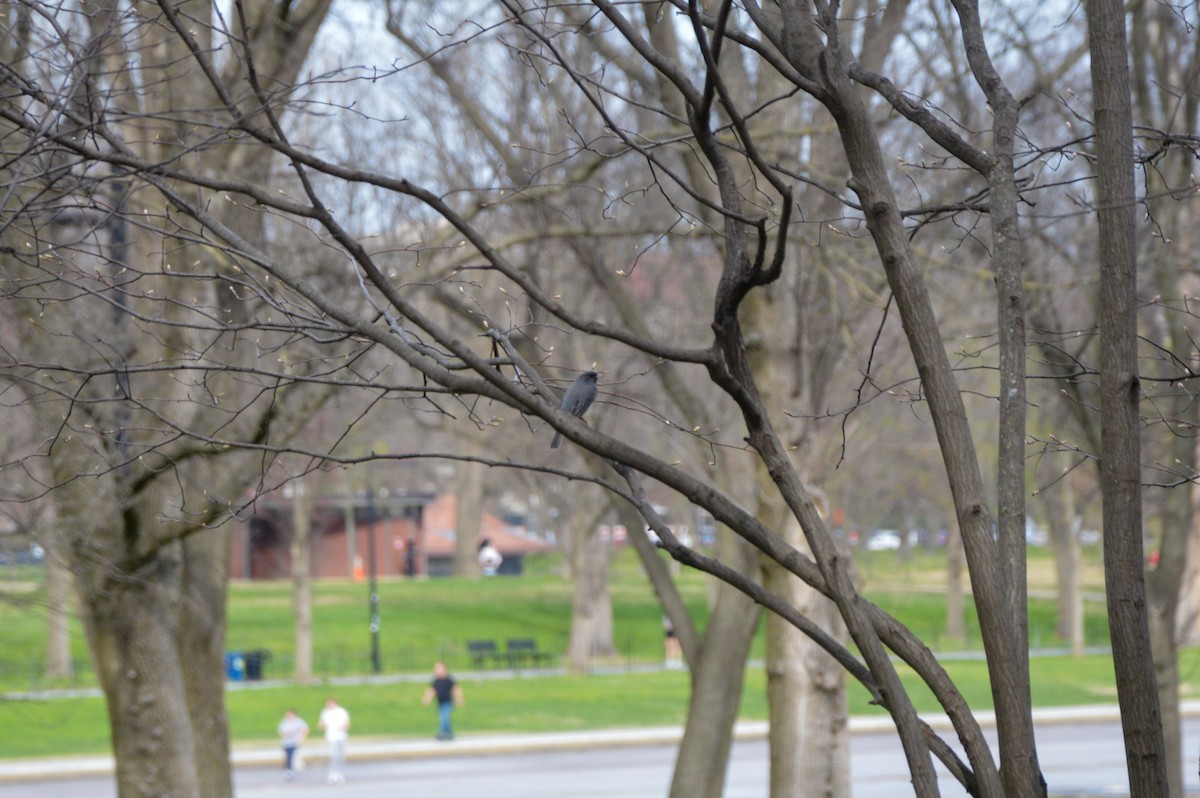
left=550, top=432, right=563, bottom=449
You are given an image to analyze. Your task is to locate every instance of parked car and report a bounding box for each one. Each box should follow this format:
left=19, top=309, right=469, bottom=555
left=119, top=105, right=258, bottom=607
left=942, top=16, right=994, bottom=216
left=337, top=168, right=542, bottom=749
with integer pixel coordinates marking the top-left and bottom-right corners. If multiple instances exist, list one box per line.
left=0, top=545, right=44, bottom=565
left=865, top=530, right=902, bottom=551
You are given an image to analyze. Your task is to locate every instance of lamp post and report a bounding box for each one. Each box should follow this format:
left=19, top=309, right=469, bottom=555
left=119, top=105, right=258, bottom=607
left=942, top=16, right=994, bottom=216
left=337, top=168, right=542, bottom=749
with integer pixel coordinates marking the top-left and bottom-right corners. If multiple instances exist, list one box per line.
left=365, top=487, right=381, bottom=674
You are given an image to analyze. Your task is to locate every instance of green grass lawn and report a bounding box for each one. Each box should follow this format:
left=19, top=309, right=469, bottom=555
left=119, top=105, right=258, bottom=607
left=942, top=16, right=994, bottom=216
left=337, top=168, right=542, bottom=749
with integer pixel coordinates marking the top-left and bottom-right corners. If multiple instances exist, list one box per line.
left=0, top=550, right=725, bottom=692
left=0, top=544, right=1159, bottom=760
left=220, top=551, right=727, bottom=679
left=0, top=547, right=1111, bottom=692
left=3, top=650, right=1195, bottom=760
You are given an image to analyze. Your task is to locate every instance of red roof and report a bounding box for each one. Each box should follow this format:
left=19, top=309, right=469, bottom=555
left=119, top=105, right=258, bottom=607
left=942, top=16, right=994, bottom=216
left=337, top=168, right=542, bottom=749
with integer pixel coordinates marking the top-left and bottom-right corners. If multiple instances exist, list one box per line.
left=422, top=493, right=552, bottom=557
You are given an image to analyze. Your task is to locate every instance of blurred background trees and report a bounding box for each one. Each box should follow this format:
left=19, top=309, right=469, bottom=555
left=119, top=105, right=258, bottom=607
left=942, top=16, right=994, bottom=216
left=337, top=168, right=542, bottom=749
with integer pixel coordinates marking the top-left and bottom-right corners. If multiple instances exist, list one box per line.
left=2, top=1, right=1198, bottom=796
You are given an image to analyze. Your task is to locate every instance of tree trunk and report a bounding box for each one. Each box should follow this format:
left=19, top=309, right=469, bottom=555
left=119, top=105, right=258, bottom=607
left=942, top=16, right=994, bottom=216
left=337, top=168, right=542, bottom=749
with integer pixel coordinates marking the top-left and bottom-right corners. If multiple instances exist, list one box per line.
left=616, top=473, right=758, bottom=798
left=762, top=559, right=804, bottom=798
left=292, top=481, right=314, bottom=684
left=762, top=518, right=849, bottom=798
left=1147, top=428, right=1192, bottom=796
left=1087, top=0, right=1168, bottom=791
left=825, top=85, right=1004, bottom=796
left=454, top=460, right=484, bottom=577
left=2, top=6, right=334, bottom=798
left=1177, top=490, right=1200, bottom=646
left=944, top=527, right=966, bottom=644
left=80, top=535, right=232, bottom=798
left=670, top=541, right=761, bottom=798
left=1133, top=13, right=1198, bottom=786
left=619, top=501, right=699, bottom=663
left=1149, top=607, right=1182, bottom=796
left=44, top=550, right=74, bottom=681
left=794, top=589, right=850, bottom=798
left=177, top=530, right=233, bottom=798
left=565, top=513, right=616, bottom=672
left=87, top=583, right=203, bottom=798
left=1045, top=457, right=1084, bottom=655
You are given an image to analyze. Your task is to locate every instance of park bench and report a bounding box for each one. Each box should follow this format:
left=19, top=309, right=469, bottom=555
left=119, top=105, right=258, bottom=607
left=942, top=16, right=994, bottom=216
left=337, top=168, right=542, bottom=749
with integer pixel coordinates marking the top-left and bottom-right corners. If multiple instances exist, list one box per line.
left=505, top=638, right=554, bottom=669
left=467, top=639, right=502, bottom=669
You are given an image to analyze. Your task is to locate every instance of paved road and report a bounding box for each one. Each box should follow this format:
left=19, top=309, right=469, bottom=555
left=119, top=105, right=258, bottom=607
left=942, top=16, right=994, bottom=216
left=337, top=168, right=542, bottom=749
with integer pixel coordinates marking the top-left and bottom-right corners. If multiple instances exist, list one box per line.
left=5, top=717, right=1199, bottom=798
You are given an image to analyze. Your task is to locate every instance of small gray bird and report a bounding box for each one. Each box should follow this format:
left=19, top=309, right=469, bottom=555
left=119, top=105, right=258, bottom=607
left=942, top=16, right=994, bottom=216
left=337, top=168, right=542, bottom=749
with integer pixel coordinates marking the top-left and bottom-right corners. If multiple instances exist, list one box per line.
left=550, top=371, right=599, bottom=449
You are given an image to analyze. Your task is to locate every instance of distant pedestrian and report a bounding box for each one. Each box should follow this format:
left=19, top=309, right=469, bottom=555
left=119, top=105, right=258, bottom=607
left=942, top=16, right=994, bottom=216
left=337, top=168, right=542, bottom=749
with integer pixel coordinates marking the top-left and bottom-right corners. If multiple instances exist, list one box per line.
left=662, top=615, right=683, bottom=669
left=477, top=537, right=502, bottom=576
left=277, top=708, right=308, bottom=780
left=317, top=697, right=351, bottom=784
left=421, top=661, right=465, bottom=740
left=550, top=370, right=599, bottom=449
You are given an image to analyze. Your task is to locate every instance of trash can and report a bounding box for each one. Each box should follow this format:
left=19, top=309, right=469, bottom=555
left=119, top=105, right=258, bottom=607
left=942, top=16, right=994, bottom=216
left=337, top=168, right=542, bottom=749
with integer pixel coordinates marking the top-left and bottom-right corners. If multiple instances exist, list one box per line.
left=225, top=652, right=246, bottom=682
left=244, top=649, right=271, bottom=681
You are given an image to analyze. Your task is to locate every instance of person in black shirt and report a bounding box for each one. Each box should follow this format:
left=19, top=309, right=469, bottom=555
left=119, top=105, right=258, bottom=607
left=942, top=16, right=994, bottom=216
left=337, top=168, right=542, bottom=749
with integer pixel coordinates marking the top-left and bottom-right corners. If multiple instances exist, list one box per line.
left=421, top=661, right=465, bottom=740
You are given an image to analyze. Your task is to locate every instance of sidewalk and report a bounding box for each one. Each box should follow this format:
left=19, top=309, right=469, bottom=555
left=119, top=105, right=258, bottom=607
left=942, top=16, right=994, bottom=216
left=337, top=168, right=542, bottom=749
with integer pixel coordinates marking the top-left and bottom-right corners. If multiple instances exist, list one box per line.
left=5, top=702, right=1197, bottom=784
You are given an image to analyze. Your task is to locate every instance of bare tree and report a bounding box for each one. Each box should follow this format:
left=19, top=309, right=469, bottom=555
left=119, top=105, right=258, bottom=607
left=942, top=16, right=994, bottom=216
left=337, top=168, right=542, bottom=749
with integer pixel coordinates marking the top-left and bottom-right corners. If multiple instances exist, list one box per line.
left=1, top=3, right=333, bottom=797
left=4, top=2, right=1195, bottom=797
left=1127, top=8, right=1200, bottom=792
left=563, top=482, right=617, bottom=672
left=1087, top=0, right=1167, bottom=792
left=43, top=549, right=74, bottom=682
left=453, top=459, right=486, bottom=578
left=291, top=477, right=314, bottom=684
